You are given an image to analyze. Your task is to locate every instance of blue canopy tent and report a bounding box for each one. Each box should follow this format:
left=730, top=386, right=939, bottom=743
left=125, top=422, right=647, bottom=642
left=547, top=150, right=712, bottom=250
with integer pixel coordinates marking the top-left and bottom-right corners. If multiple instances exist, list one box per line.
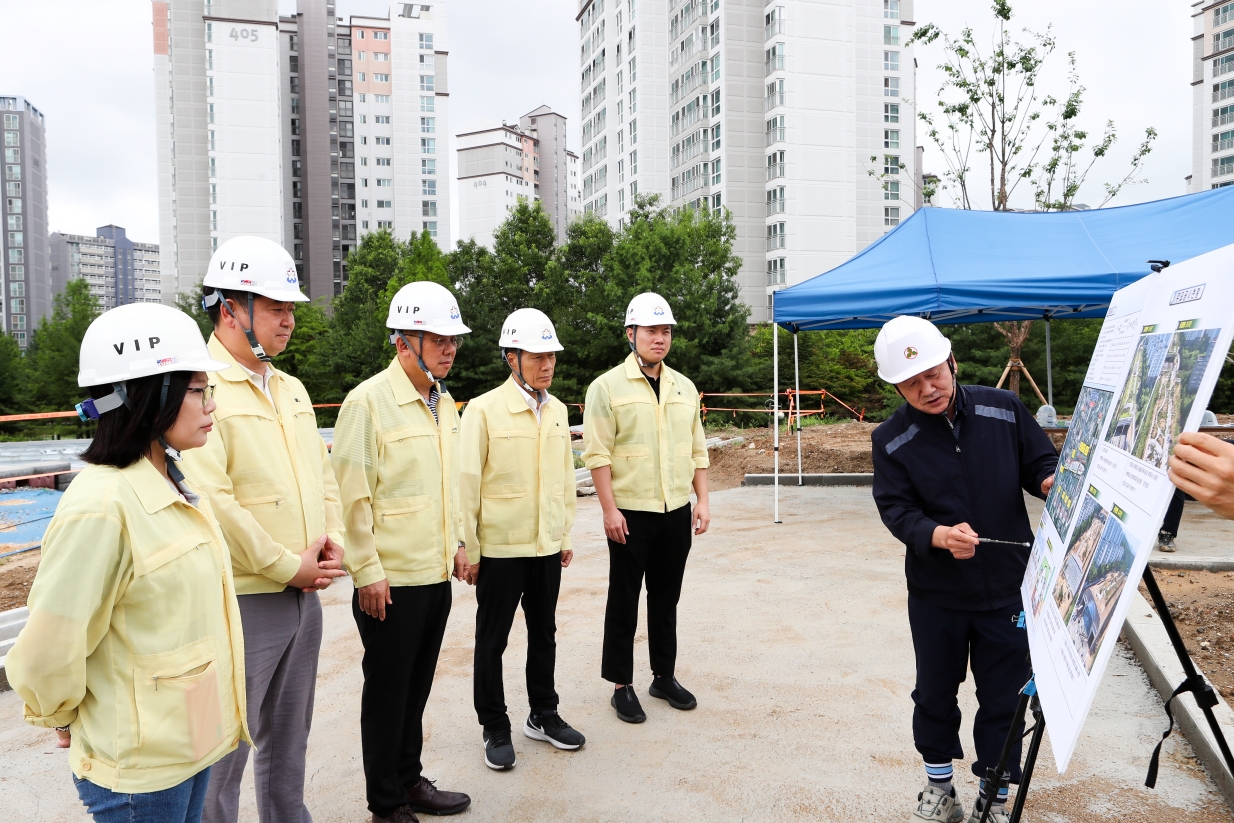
left=764, top=187, right=1234, bottom=519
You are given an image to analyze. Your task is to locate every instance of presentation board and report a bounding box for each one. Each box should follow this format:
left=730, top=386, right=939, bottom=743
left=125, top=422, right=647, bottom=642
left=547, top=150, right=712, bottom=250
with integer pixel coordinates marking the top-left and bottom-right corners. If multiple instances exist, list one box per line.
left=1023, top=244, right=1234, bottom=772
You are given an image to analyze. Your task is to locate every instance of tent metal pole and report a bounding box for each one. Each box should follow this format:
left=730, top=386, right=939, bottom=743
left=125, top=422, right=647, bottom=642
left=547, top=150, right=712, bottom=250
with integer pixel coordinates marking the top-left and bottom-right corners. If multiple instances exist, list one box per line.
left=1045, top=317, right=1054, bottom=407
left=772, top=304, right=781, bottom=524
left=794, top=331, right=802, bottom=486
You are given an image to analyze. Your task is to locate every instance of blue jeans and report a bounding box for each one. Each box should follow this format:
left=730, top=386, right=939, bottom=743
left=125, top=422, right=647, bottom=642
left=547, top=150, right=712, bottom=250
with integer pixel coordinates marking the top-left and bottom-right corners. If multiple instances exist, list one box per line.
left=75, top=767, right=211, bottom=823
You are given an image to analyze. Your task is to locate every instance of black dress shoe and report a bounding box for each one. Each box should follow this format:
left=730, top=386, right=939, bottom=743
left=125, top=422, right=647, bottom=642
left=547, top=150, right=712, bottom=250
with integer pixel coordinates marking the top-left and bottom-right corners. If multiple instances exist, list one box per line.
left=611, top=684, right=647, bottom=723
left=649, top=675, right=697, bottom=710
left=407, top=777, right=471, bottom=816
left=373, top=806, right=419, bottom=823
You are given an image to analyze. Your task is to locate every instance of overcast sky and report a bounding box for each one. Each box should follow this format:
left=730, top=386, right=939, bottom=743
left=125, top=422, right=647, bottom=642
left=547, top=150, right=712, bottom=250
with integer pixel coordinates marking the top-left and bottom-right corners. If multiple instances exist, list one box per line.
left=0, top=0, right=1191, bottom=242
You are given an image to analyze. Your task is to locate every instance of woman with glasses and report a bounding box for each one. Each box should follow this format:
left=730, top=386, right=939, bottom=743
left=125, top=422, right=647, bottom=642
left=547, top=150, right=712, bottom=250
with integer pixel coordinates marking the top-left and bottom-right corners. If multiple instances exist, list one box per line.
left=6, top=303, right=247, bottom=823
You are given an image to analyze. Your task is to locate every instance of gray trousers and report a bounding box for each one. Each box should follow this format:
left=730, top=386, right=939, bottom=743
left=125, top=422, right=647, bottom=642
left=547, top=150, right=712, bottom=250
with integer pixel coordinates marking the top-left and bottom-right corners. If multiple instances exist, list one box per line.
left=203, top=588, right=323, bottom=823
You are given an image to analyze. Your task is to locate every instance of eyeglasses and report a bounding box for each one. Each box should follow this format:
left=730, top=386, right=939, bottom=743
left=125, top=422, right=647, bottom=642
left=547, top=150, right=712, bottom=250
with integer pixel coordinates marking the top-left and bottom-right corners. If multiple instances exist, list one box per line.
left=186, top=384, right=215, bottom=409
left=426, top=335, right=464, bottom=350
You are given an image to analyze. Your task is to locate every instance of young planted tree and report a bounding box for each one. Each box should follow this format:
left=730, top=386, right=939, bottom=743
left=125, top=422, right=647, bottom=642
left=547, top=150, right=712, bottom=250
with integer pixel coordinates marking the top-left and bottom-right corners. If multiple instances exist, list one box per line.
left=27, top=279, right=100, bottom=411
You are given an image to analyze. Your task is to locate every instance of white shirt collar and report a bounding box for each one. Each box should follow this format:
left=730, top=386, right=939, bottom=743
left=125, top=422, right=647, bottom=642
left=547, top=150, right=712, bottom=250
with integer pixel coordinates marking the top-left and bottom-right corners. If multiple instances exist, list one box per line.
left=238, top=361, right=273, bottom=401
left=514, top=381, right=546, bottom=424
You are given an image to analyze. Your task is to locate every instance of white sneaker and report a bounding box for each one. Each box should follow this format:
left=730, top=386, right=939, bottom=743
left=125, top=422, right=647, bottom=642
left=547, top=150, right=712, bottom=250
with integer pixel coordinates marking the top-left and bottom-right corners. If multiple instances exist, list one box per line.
left=911, top=784, right=965, bottom=823
left=966, top=802, right=1011, bottom=823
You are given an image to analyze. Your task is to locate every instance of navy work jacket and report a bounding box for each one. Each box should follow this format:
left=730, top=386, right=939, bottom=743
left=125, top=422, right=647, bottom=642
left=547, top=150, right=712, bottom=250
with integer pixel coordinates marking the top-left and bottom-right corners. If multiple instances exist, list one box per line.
left=871, top=385, right=1058, bottom=612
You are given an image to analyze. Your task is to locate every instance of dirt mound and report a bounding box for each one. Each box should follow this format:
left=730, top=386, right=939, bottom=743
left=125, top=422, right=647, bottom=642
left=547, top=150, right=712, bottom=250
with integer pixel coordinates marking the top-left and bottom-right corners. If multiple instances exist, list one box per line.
left=707, top=421, right=877, bottom=491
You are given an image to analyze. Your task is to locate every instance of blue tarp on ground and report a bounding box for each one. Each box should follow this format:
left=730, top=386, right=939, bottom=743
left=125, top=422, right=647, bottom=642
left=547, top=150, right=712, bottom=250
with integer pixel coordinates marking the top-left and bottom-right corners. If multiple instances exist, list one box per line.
left=0, top=488, right=62, bottom=555
left=773, top=187, right=1234, bottom=331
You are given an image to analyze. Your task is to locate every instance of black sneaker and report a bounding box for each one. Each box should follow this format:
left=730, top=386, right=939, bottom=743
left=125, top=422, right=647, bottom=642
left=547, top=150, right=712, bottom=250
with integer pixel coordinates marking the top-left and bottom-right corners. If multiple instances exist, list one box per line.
left=610, top=685, right=646, bottom=723
left=524, top=710, right=586, bottom=750
left=649, top=675, right=697, bottom=710
left=482, top=729, right=516, bottom=770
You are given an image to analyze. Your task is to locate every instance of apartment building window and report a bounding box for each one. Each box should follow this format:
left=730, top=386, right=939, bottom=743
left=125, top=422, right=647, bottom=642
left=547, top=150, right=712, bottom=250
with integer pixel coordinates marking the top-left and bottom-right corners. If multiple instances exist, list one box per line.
left=711, top=123, right=721, bottom=150
left=767, top=186, right=785, bottom=215
left=423, top=179, right=436, bottom=195
left=765, top=43, right=785, bottom=76
left=12, top=310, right=26, bottom=327
left=8, top=248, right=22, bottom=263
left=420, top=33, right=433, bottom=49
left=767, top=150, right=785, bottom=181
left=421, top=117, right=435, bottom=133
left=708, top=158, right=720, bottom=185
left=618, top=186, right=626, bottom=213
left=767, top=257, right=786, bottom=286
left=884, top=51, right=899, bottom=71
left=292, top=181, right=302, bottom=198
left=359, top=72, right=366, bottom=82
left=6, top=215, right=20, bottom=231
left=885, top=0, right=900, bottom=18
left=885, top=103, right=900, bottom=123
left=884, top=155, right=901, bottom=175
left=420, top=75, right=435, bottom=91
left=884, top=25, right=900, bottom=45
left=205, top=22, right=213, bottom=42
left=375, top=115, right=391, bottom=124
left=885, top=207, right=901, bottom=227
left=766, top=78, right=785, bottom=110
left=291, top=139, right=301, bottom=156
left=290, top=76, right=299, bottom=94
left=1216, top=79, right=1234, bottom=103
left=766, top=115, right=785, bottom=145
left=377, top=200, right=392, bottom=208
left=338, top=58, right=351, bottom=76
left=885, top=180, right=900, bottom=200
left=289, top=55, right=299, bottom=74
left=291, top=98, right=299, bottom=114
left=360, top=157, right=368, bottom=166
left=712, top=89, right=721, bottom=116
left=377, top=220, right=393, bottom=229
left=766, top=222, right=786, bottom=251
left=629, top=56, right=637, bottom=81
left=376, top=136, right=391, bottom=145
left=372, top=95, right=389, bottom=103
left=292, top=159, right=302, bottom=177
left=1214, top=104, right=1234, bottom=128
left=421, top=138, right=436, bottom=154
left=291, top=118, right=300, bottom=136
left=339, top=80, right=353, bottom=96
left=340, top=162, right=354, bottom=178
left=209, top=157, right=216, bottom=178
left=289, top=33, right=297, bottom=51
left=375, top=31, right=388, bottom=40
left=377, top=178, right=393, bottom=187
left=630, top=118, right=638, bottom=143
left=884, top=129, right=900, bottom=149
left=1214, top=155, right=1234, bottom=178
left=423, top=221, right=438, bottom=237
left=9, top=281, right=23, bottom=297
left=9, top=264, right=22, bottom=278
left=884, top=77, right=900, bottom=97
left=372, top=73, right=390, bottom=83
left=629, top=87, right=638, bottom=113
left=1215, top=130, right=1234, bottom=153
left=293, top=201, right=302, bottom=218
left=630, top=150, right=638, bottom=175
left=422, top=159, right=437, bottom=175
left=6, top=197, right=19, bottom=213
left=765, top=7, right=784, bottom=39
left=422, top=201, right=437, bottom=216
left=293, top=222, right=302, bottom=240
left=207, top=49, right=214, bottom=70
left=1219, top=2, right=1234, bottom=26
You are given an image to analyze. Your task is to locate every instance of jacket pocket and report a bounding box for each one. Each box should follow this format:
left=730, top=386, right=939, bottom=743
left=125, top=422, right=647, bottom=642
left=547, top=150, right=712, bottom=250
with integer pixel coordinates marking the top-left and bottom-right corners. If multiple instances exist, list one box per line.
left=611, top=443, right=651, bottom=502
left=548, top=482, right=566, bottom=542
left=132, top=637, right=229, bottom=768
left=233, top=481, right=289, bottom=508
left=373, top=496, right=439, bottom=571
left=480, top=484, right=532, bottom=545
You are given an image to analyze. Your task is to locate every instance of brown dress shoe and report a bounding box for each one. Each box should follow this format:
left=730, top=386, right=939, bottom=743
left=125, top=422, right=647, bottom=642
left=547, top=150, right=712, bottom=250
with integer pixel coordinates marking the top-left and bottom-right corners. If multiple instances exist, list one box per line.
left=407, top=777, right=471, bottom=816
left=372, top=806, right=420, bottom=823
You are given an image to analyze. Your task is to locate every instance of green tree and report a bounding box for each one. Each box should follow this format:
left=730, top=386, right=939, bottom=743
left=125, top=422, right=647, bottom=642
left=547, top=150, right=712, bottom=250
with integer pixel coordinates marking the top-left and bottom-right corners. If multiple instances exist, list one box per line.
left=174, top=286, right=214, bottom=342
left=27, top=279, right=99, bottom=410
left=0, top=332, right=29, bottom=417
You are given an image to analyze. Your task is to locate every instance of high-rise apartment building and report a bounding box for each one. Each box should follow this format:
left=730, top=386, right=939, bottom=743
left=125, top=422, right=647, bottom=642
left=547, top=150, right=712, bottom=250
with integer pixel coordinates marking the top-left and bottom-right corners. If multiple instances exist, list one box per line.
left=1, top=95, right=49, bottom=348
left=50, top=226, right=162, bottom=311
left=154, top=0, right=448, bottom=302
left=456, top=106, right=579, bottom=247
left=1190, top=2, right=1234, bottom=191
left=576, top=0, right=918, bottom=322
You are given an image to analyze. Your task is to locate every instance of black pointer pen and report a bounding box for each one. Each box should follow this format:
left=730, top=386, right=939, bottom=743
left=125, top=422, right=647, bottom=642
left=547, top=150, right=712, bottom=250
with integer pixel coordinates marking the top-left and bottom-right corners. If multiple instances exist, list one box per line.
left=978, top=538, right=1031, bottom=547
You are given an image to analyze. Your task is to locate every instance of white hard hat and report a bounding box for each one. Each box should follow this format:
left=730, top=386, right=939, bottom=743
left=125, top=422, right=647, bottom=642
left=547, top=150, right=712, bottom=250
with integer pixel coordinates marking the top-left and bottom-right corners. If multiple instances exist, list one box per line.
left=78, top=304, right=229, bottom=387
left=625, top=292, right=676, bottom=326
left=202, top=236, right=309, bottom=303
left=386, top=280, right=471, bottom=336
left=874, top=315, right=952, bottom=384
left=499, top=308, right=563, bottom=353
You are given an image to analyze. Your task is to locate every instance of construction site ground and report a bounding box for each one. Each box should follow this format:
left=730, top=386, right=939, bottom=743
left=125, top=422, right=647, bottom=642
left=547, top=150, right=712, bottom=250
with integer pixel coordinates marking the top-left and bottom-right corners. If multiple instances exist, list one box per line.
left=2, top=486, right=1232, bottom=822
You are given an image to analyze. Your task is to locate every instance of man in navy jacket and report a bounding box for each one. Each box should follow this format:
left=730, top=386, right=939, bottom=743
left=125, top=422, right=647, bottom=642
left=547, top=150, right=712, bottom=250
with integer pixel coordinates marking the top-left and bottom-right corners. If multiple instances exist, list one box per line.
left=870, top=317, right=1057, bottom=823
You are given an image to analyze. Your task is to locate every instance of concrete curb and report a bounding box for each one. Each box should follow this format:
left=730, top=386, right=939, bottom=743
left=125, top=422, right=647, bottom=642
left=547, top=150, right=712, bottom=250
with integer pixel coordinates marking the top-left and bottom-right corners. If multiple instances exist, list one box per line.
left=742, top=473, right=874, bottom=487
left=1123, top=590, right=1234, bottom=805
left=1149, top=556, right=1234, bottom=572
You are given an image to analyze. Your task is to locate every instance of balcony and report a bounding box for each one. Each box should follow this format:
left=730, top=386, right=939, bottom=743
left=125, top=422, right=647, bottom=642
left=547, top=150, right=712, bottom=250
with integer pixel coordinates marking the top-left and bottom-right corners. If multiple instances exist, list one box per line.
left=1213, top=161, right=1234, bottom=179
left=765, top=55, right=784, bottom=76
left=766, top=199, right=785, bottom=216
left=766, top=163, right=785, bottom=181
left=766, top=235, right=786, bottom=251
left=765, top=126, right=785, bottom=146
left=765, top=19, right=783, bottom=41
left=765, top=92, right=784, bottom=111
left=1215, top=110, right=1234, bottom=128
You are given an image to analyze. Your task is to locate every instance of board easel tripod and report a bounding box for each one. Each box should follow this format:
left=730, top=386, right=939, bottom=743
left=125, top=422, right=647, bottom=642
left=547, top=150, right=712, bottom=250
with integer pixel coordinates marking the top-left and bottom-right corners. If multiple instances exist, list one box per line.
left=979, top=566, right=1234, bottom=823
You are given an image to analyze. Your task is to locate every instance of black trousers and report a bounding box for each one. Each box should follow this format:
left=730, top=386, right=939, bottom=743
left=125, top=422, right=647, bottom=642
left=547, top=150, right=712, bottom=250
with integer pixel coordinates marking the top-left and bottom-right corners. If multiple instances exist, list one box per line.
left=601, top=504, right=693, bottom=685
left=1161, top=488, right=1186, bottom=537
left=907, top=595, right=1031, bottom=781
left=353, top=581, right=451, bottom=817
left=473, top=554, right=563, bottom=734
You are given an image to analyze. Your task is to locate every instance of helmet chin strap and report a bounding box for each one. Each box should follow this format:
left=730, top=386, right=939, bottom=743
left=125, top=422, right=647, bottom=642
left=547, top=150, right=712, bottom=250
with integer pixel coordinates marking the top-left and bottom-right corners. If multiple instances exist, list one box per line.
left=505, top=349, right=546, bottom=405
left=627, top=325, right=652, bottom=369
left=156, top=372, right=187, bottom=484
left=396, top=331, right=446, bottom=395
left=207, top=291, right=270, bottom=363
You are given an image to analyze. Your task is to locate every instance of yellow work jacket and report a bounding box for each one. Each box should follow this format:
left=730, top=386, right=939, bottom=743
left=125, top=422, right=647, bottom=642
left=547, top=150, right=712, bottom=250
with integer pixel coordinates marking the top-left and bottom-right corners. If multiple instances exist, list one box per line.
left=331, top=357, right=462, bottom=588
left=6, top=459, right=248, bottom=794
left=459, top=377, right=577, bottom=563
left=582, top=352, right=709, bottom=513
left=179, top=335, right=345, bottom=595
